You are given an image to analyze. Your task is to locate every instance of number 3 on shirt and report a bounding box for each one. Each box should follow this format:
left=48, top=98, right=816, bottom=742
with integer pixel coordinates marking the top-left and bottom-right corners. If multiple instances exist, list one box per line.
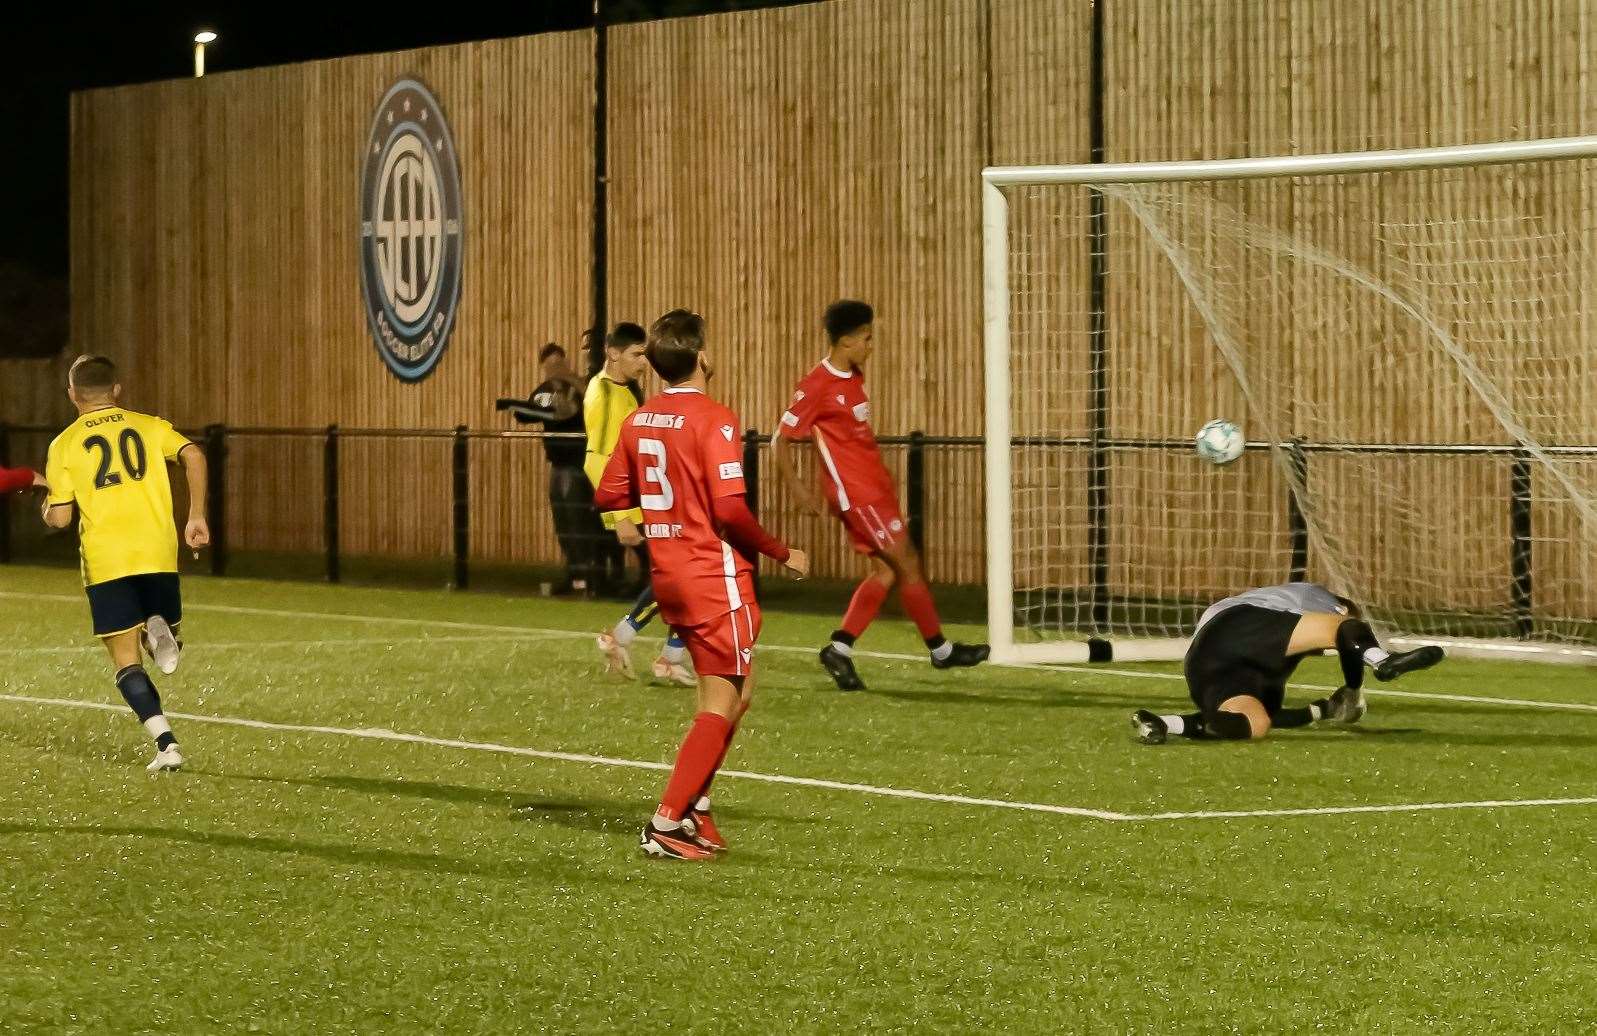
left=638, top=438, right=674, bottom=510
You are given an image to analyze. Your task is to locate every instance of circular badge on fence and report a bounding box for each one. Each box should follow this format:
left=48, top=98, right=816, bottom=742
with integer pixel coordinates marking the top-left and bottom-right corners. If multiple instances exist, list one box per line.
left=359, top=77, right=463, bottom=382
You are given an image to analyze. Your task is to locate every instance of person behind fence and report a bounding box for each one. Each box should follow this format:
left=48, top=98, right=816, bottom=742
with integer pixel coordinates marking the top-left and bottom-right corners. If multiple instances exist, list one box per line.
left=496, top=342, right=604, bottom=595
left=586, top=322, right=694, bottom=686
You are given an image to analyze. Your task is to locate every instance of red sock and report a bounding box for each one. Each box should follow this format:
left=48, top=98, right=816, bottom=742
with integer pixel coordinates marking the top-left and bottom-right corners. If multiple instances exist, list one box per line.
left=694, top=718, right=742, bottom=805
left=841, top=577, right=890, bottom=639
left=898, top=579, right=944, bottom=642
left=658, top=712, right=733, bottom=821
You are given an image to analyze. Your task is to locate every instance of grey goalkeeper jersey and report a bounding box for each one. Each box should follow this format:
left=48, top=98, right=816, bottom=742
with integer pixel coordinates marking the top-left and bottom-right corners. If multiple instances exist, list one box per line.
left=1195, top=582, right=1343, bottom=633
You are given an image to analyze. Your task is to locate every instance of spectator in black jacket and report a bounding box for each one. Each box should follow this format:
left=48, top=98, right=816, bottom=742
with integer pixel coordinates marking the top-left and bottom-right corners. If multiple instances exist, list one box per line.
left=497, top=343, right=604, bottom=594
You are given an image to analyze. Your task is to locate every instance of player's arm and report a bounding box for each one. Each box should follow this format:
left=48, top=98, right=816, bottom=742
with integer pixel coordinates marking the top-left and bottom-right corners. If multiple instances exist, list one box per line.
left=40, top=446, right=74, bottom=528
left=711, top=417, right=807, bottom=577
left=0, top=465, right=41, bottom=495
left=177, top=443, right=211, bottom=550
left=772, top=392, right=825, bottom=516
left=593, top=437, right=636, bottom=518
left=581, top=379, right=611, bottom=489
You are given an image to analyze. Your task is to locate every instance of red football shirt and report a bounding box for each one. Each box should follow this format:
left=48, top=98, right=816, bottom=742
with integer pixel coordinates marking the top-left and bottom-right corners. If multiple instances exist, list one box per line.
left=777, top=359, right=897, bottom=511
left=595, top=387, right=756, bottom=626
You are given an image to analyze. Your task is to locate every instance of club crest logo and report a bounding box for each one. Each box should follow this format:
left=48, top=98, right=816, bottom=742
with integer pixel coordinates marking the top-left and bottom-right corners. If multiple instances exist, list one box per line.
left=360, top=77, right=464, bottom=382
left=721, top=425, right=735, bottom=442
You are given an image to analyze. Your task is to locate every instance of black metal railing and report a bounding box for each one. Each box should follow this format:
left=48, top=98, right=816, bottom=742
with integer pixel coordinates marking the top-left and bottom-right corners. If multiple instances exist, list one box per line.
left=3, top=421, right=1591, bottom=638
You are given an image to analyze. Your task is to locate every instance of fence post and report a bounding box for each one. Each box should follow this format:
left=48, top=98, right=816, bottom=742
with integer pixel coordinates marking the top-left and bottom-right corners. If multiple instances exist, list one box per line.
left=204, top=424, right=228, bottom=577
left=452, top=426, right=470, bottom=590
left=906, top=430, right=927, bottom=555
left=324, top=425, right=340, bottom=583
left=0, top=423, right=11, bottom=565
left=1286, top=438, right=1309, bottom=583
left=743, top=428, right=761, bottom=595
left=1510, top=449, right=1533, bottom=638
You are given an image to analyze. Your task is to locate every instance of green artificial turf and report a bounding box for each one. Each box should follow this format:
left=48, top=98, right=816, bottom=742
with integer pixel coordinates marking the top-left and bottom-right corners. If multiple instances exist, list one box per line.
left=2, top=564, right=1594, bottom=1033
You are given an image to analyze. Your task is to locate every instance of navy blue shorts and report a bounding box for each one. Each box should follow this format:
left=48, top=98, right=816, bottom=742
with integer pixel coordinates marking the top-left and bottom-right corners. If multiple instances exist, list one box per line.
left=84, top=573, right=183, bottom=638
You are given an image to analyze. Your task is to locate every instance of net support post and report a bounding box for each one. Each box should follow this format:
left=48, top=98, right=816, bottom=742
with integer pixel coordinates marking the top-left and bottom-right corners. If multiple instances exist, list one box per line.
left=204, top=424, right=228, bottom=577
left=743, top=427, right=761, bottom=597
left=323, top=425, right=340, bottom=583
left=0, top=422, right=11, bottom=565
left=906, top=430, right=927, bottom=555
left=1510, top=449, right=1533, bottom=639
left=452, top=426, right=469, bottom=590
left=981, top=176, right=1016, bottom=660
left=1286, top=438, right=1309, bottom=583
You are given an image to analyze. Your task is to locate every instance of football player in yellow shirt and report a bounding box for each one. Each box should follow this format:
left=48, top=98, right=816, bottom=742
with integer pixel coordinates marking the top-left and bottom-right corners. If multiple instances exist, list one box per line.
left=42, top=356, right=210, bottom=772
left=587, top=323, right=693, bottom=685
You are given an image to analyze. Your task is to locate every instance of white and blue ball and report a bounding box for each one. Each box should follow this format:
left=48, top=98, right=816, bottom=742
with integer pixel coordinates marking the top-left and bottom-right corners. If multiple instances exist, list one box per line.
left=1194, top=419, right=1245, bottom=465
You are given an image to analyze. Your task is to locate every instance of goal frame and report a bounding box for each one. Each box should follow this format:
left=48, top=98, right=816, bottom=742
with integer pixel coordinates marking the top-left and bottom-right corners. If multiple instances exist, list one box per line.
left=981, top=136, right=1597, bottom=666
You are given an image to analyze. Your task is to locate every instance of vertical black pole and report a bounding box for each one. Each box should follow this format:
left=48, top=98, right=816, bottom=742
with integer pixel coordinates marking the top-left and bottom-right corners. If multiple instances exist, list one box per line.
left=1086, top=0, right=1110, bottom=632
left=1287, top=439, right=1309, bottom=583
left=743, top=428, right=761, bottom=596
left=1510, top=449, right=1533, bottom=638
left=205, top=424, right=228, bottom=577
left=324, top=425, right=340, bottom=583
left=452, top=427, right=470, bottom=590
left=590, top=0, right=609, bottom=361
left=906, top=431, right=927, bottom=554
left=0, top=423, right=12, bottom=565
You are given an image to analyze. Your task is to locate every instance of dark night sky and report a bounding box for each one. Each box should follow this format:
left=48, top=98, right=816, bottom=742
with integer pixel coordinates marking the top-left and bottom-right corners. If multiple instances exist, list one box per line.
left=5, top=1, right=812, bottom=278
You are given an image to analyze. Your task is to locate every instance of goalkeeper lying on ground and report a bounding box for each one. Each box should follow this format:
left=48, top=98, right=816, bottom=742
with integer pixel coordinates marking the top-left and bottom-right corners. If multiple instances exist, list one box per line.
left=1134, top=581, right=1444, bottom=744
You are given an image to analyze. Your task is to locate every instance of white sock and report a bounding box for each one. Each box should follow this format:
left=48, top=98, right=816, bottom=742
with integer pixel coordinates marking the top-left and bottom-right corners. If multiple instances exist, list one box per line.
left=144, top=716, right=173, bottom=743
left=651, top=811, right=682, bottom=831
left=1309, top=702, right=1323, bottom=721
left=662, top=642, right=686, bottom=664
left=1363, top=647, right=1390, bottom=667
left=693, top=796, right=711, bottom=812
left=613, top=618, right=639, bottom=648
left=930, top=641, right=954, bottom=663
left=1161, top=714, right=1185, bottom=735
left=830, top=640, right=854, bottom=657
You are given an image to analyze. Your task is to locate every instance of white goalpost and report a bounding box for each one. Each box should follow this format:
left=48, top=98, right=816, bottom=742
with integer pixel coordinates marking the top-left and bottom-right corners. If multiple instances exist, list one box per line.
left=983, top=137, right=1597, bottom=666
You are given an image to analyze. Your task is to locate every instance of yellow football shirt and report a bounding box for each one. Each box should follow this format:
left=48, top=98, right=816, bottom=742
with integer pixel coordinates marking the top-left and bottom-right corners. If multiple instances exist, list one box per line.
left=45, top=407, right=194, bottom=586
left=583, top=372, right=644, bottom=529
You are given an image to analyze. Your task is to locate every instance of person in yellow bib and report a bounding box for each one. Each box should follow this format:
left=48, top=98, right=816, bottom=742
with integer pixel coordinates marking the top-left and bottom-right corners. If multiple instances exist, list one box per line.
left=586, top=323, right=693, bottom=686
left=42, top=355, right=210, bottom=773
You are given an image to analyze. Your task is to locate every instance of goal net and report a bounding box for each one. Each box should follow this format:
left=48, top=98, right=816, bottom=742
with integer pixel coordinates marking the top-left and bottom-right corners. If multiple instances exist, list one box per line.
left=983, top=139, right=1597, bottom=664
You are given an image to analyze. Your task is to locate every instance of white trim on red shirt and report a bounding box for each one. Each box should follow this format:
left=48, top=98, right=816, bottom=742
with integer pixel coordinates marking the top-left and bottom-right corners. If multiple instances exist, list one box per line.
left=820, top=358, right=854, bottom=379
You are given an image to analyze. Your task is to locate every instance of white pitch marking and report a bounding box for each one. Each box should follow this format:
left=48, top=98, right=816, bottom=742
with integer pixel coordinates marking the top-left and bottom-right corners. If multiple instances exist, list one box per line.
left=0, top=633, right=563, bottom=657
left=2, top=591, right=1594, bottom=714
left=1, top=692, right=1593, bottom=824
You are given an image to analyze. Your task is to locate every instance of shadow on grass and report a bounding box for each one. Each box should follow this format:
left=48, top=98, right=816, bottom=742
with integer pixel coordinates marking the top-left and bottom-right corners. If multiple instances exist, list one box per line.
left=193, top=771, right=822, bottom=834
left=0, top=822, right=618, bottom=884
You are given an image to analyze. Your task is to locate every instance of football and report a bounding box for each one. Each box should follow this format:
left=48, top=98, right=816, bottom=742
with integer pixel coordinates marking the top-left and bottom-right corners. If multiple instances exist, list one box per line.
left=1195, top=419, right=1245, bottom=465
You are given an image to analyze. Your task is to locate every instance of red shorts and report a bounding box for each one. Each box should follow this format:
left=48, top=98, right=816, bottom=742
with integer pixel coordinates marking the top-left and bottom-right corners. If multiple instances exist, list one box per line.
left=837, top=498, right=908, bottom=555
left=677, top=603, right=763, bottom=678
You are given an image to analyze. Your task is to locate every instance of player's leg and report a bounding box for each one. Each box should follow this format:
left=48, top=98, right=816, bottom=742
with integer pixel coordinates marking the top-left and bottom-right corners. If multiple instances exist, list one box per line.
left=642, top=609, right=756, bottom=859
left=876, top=531, right=988, bottom=669
left=819, top=557, right=894, bottom=691
left=103, top=631, right=183, bottom=770
left=684, top=606, right=760, bottom=851
left=138, top=574, right=183, bottom=676
left=1286, top=611, right=1444, bottom=723
left=87, top=576, right=183, bottom=769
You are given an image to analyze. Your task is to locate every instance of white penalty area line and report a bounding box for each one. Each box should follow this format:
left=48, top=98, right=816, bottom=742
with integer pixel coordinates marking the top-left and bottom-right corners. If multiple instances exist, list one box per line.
left=2, top=692, right=1594, bottom=824
left=3, top=591, right=1596, bottom=715
left=0, top=633, right=566, bottom=657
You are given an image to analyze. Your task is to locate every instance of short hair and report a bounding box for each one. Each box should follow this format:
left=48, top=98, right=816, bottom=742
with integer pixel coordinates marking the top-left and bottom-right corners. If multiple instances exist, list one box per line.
left=606, top=322, right=647, bottom=351
left=646, top=310, right=705, bottom=384
left=69, top=355, right=118, bottom=392
left=824, top=299, right=874, bottom=342
left=538, top=342, right=566, bottom=364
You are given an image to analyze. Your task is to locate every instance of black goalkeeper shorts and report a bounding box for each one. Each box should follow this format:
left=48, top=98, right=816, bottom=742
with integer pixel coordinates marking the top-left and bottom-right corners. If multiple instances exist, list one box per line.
left=1183, top=604, right=1305, bottom=717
